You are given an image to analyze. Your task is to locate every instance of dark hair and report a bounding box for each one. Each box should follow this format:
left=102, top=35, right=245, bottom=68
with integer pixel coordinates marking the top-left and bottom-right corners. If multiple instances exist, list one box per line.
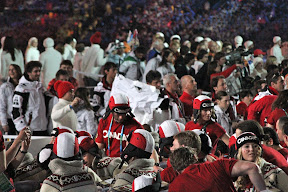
left=272, top=90, right=288, bottom=110
left=214, top=140, right=229, bottom=157
left=146, top=70, right=161, bottom=84
left=9, top=64, right=22, bottom=80
left=3, top=36, right=16, bottom=61
left=159, top=49, right=172, bottom=67
left=103, top=62, right=117, bottom=73
left=254, top=79, right=266, bottom=92
left=207, top=61, right=218, bottom=77
left=74, top=87, right=93, bottom=111
left=60, top=60, right=73, bottom=67
left=55, top=69, right=69, bottom=80
left=174, top=131, right=201, bottom=154
left=239, top=90, right=253, bottom=100
left=65, top=36, right=74, bottom=44
left=222, top=42, right=232, bottom=49
left=235, top=120, right=264, bottom=139
left=211, top=75, right=225, bottom=88
left=180, top=45, right=190, bottom=56
left=76, top=43, right=85, bottom=52
left=135, top=46, right=146, bottom=54
left=214, top=52, right=225, bottom=62
left=197, top=49, right=208, bottom=60
left=215, top=91, right=228, bottom=101
left=281, top=59, right=288, bottom=69
left=266, top=65, right=279, bottom=75
left=184, top=53, right=195, bottom=65
left=263, top=127, right=280, bottom=145
left=25, top=61, right=42, bottom=73
left=266, top=72, right=281, bottom=86
left=190, top=42, right=199, bottom=53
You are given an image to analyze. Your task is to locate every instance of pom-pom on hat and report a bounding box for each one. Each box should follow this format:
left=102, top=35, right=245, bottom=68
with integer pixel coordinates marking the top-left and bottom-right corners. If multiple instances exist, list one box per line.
left=254, top=49, right=266, bottom=56
left=158, top=120, right=184, bottom=139
left=236, top=132, right=260, bottom=150
left=54, top=80, right=74, bottom=98
left=43, top=37, right=54, bottom=48
left=90, top=32, right=102, bottom=44
left=53, top=132, right=79, bottom=159
left=51, top=126, right=74, bottom=137
left=273, top=36, right=281, bottom=44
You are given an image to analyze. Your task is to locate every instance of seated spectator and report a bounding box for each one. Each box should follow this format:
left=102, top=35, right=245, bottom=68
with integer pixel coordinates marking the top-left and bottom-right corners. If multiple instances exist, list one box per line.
left=234, top=132, right=288, bottom=191
left=169, top=146, right=267, bottom=192
left=112, top=129, right=156, bottom=190
left=145, top=70, right=162, bottom=90
left=175, top=53, right=195, bottom=79
left=156, top=49, right=175, bottom=78
left=275, top=117, right=288, bottom=148
left=40, top=132, right=101, bottom=192
left=251, top=57, right=267, bottom=80
left=236, top=90, right=253, bottom=120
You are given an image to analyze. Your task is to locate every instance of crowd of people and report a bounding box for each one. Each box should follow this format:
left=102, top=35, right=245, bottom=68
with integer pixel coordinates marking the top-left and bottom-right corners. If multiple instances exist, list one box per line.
left=1, top=0, right=288, bottom=192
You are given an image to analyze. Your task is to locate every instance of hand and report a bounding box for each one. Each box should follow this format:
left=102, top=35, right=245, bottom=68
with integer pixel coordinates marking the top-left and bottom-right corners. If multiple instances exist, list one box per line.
left=153, top=165, right=163, bottom=172
left=15, top=127, right=29, bottom=143
left=2, top=125, right=9, bottom=132
left=71, top=97, right=81, bottom=107
left=21, top=135, right=31, bottom=152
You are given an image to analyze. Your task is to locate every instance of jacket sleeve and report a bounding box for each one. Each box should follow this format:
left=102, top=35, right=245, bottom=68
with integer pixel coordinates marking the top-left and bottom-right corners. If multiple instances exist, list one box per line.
left=85, top=110, right=97, bottom=137
left=51, top=104, right=72, bottom=121
left=210, top=64, right=237, bottom=80
left=119, top=61, right=129, bottom=74
left=95, top=49, right=107, bottom=67
left=247, top=100, right=263, bottom=122
left=12, top=91, right=29, bottom=131
left=276, top=168, right=288, bottom=191
left=0, top=86, right=8, bottom=126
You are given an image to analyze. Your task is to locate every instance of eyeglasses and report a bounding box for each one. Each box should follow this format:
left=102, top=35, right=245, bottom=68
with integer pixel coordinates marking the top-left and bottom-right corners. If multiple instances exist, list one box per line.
left=69, top=89, right=74, bottom=93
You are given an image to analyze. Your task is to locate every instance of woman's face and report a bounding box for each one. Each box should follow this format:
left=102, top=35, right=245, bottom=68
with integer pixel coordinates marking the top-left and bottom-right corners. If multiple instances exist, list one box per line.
left=241, top=142, right=259, bottom=162
left=167, top=52, right=175, bottom=64
left=200, top=108, right=212, bottom=122
left=31, top=40, right=38, bottom=47
left=217, top=95, right=230, bottom=111
left=8, top=65, right=18, bottom=79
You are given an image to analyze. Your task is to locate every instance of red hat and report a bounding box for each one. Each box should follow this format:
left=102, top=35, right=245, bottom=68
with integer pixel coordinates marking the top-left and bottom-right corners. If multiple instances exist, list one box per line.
left=129, top=129, right=155, bottom=154
left=90, top=32, right=101, bottom=44
left=76, top=131, right=99, bottom=156
left=53, top=132, right=79, bottom=159
left=108, top=93, right=130, bottom=113
left=159, top=120, right=184, bottom=138
left=54, top=80, right=74, bottom=98
left=253, top=49, right=266, bottom=57
left=193, top=95, right=214, bottom=110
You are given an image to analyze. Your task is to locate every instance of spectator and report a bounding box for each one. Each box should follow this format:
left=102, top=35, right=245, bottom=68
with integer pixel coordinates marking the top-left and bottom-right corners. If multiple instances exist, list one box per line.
left=1, top=36, right=24, bottom=78
left=145, top=70, right=162, bottom=90
left=12, top=61, right=49, bottom=135
left=62, top=36, right=75, bottom=62
left=192, top=49, right=208, bottom=75
left=51, top=80, right=81, bottom=131
left=251, top=57, right=267, bottom=80
left=0, top=64, right=22, bottom=135
left=236, top=90, right=253, bottom=120
left=59, top=60, right=78, bottom=89
left=47, top=69, right=69, bottom=96
left=156, top=49, right=175, bottom=78
left=40, top=37, right=63, bottom=88
left=282, top=123, right=288, bottom=150
left=271, top=36, right=284, bottom=65
left=175, top=53, right=195, bottom=79
left=25, top=37, right=40, bottom=64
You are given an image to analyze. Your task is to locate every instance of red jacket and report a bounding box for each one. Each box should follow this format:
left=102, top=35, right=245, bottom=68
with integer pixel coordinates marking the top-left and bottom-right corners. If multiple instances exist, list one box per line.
left=179, top=91, right=194, bottom=119
left=267, top=108, right=287, bottom=128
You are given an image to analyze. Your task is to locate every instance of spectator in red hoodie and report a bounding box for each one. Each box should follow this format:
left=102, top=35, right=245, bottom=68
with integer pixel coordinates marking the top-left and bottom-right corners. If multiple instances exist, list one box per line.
left=236, top=90, right=253, bottom=120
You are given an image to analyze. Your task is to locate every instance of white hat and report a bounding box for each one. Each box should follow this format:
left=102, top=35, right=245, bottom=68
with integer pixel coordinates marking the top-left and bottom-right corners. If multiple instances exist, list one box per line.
left=53, top=132, right=79, bottom=159
left=195, top=36, right=204, bottom=43
left=43, top=37, right=54, bottom=48
left=159, top=120, right=184, bottom=138
left=204, top=37, right=212, bottom=42
left=156, top=32, right=165, bottom=38
left=234, top=35, right=243, bottom=45
left=253, top=57, right=263, bottom=67
left=170, top=34, right=181, bottom=41
left=244, top=40, right=253, bottom=49
left=273, top=36, right=281, bottom=44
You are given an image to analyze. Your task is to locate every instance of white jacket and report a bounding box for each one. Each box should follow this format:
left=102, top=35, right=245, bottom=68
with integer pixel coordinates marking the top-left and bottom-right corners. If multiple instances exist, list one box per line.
left=51, top=99, right=79, bottom=131
left=0, top=78, right=15, bottom=125
left=63, top=44, right=75, bottom=63
left=271, top=44, right=284, bottom=64
left=76, top=108, right=97, bottom=137
left=1, top=49, right=24, bottom=79
left=156, top=63, right=175, bottom=78
left=12, top=75, right=48, bottom=132
left=142, top=54, right=162, bottom=83
left=40, top=47, right=62, bottom=88
left=82, top=44, right=107, bottom=79
left=25, top=47, right=40, bottom=64
left=214, top=105, right=233, bottom=136
left=119, top=52, right=145, bottom=81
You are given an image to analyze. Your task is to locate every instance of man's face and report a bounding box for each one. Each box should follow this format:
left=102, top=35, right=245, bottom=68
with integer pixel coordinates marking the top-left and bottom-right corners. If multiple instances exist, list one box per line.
left=28, top=67, right=41, bottom=81
left=135, top=52, right=144, bottom=60
left=170, top=138, right=182, bottom=152
left=167, top=76, right=180, bottom=94
left=83, top=152, right=95, bottom=168
left=112, top=112, right=127, bottom=123
left=201, top=54, right=209, bottom=64
left=60, top=64, right=73, bottom=77
left=218, top=57, right=226, bottom=66
left=214, top=78, right=228, bottom=93
left=272, top=76, right=284, bottom=92
left=105, top=67, right=117, bottom=80
left=276, top=120, right=284, bottom=141
left=57, top=74, right=69, bottom=81
left=149, top=78, right=161, bottom=90
left=186, top=76, right=197, bottom=91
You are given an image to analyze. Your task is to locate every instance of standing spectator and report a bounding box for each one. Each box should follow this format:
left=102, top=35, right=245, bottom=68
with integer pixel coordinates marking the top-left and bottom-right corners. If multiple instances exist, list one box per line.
left=25, top=37, right=40, bottom=64
left=51, top=80, right=80, bottom=131
left=74, top=88, right=97, bottom=137
left=1, top=36, right=24, bottom=78
left=62, top=36, right=75, bottom=63
left=59, top=60, right=78, bottom=89
left=82, top=32, right=107, bottom=83
left=119, top=46, right=146, bottom=81
left=175, top=53, right=195, bottom=79
left=0, top=36, right=6, bottom=78
left=73, top=43, right=86, bottom=87
left=234, top=35, right=243, bottom=49
left=12, top=61, right=48, bottom=135
left=47, top=69, right=69, bottom=96
left=271, top=36, right=284, bottom=65
left=95, top=93, right=143, bottom=157
left=156, top=49, right=175, bottom=78
left=0, top=64, right=22, bottom=135
left=40, top=37, right=62, bottom=88
left=236, top=90, right=253, bottom=120
left=192, top=49, right=208, bottom=75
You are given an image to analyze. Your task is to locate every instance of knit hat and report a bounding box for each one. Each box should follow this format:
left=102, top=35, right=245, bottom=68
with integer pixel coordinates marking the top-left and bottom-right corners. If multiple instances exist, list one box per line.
left=103, top=93, right=132, bottom=119
left=253, top=57, right=263, bottom=67
left=204, top=37, right=211, bottom=42
left=253, top=49, right=266, bottom=57
left=119, top=129, right=155, bottom=168
left=54, top=80, right=74, bottom=98
left=244, top=40, right=253, bottom=49
left=194, top=36, right=204, bottom=43
left=192, top=130, right=212, bottom=155
left=53, top=132, right=80, bottom=159
left=76, top=131, right=99, bottom=157
left=193, top=95, right=214, bottom=123
left=158, top=120, right=184, bottom=158
left=132, top=173, right=161, bottom=192
left=170, top=34, right=181, bottom=41
left=43, top=37, right=54, bottom=48
left=273, top=36, right=281, bottom=44
left=234, top=36, right=243, bottom=46
left=236, top=132, right=260, bottom=150
left=51, top=126, right=74, bottom=137
left=90, top=32, right=102, bottom=44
